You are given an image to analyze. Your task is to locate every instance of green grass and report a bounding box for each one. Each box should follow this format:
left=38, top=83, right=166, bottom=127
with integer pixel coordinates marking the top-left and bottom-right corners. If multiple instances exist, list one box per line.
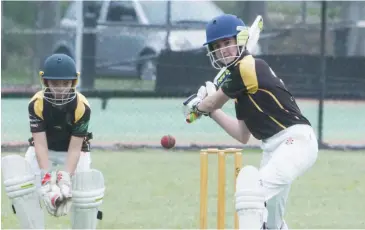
left=2, top=149, right=365, bottom=229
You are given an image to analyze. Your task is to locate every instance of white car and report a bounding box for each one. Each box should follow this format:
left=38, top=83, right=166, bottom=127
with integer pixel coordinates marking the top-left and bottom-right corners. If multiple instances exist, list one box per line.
left=54, top=0, right=261, bottom=81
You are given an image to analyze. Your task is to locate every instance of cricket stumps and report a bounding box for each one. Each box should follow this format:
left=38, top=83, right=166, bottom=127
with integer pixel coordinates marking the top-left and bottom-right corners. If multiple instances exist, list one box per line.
left=199, top=148, right=243, bottom=229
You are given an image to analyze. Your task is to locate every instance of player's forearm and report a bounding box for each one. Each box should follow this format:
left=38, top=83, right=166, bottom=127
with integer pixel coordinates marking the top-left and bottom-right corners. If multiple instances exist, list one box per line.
left=197, top=88, right=230, bottom=113
left=65, top=136, right=83, bottom=174
left=32, top=132, right=50, bottom=170
left=35, top=146, right=50, bottom=171
left=197, top=96, right=219, bottom=113
left=210, top=110, right=251, bottom=144
left=65, top=150, right=80, bottom=175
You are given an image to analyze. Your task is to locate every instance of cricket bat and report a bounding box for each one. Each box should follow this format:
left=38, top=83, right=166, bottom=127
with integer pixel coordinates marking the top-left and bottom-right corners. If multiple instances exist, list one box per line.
left=186, top=15, right=264, bottom=124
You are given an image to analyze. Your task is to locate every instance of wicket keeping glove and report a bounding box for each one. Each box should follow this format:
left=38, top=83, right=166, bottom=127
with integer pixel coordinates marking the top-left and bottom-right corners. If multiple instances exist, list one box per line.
left=40, top=171, right=63, bottom=217
left=55, top=171, right=72, bottom=216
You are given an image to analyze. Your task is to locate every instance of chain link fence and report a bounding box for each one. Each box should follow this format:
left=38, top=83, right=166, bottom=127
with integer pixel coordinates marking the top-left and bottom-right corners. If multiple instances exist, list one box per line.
left=2, top=1, right=364, bottom=150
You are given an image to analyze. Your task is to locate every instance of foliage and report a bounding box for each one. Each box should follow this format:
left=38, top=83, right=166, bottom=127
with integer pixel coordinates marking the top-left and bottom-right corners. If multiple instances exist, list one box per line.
left=2, top=1, right=38, bottom=28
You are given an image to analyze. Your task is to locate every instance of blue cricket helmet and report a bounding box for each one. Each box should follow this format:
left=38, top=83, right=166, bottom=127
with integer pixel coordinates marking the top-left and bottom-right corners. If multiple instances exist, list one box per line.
left=39, top=53, right=79, bottom=106
left=204, top=14, right=247, bottom=70
left=40, top=53, right=78, bottom=82
left=204, top=14, right=246, bottom=46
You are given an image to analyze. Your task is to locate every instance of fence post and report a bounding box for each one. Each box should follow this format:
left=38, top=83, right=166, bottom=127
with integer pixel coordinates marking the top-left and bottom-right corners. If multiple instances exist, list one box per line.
left=165, top=0, right=171, bottom=51
left=81, top=1, right=97, bottom=90
left=318, top=1, right=327, bottom=146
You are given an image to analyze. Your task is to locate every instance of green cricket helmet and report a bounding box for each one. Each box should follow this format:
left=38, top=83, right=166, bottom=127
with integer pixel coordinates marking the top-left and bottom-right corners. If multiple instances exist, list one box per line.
left=39, top=54, right=80, bottom=106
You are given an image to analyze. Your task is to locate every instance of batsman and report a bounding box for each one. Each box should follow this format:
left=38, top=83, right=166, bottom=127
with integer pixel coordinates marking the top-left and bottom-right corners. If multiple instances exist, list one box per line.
left=2, top=53, right=105, bottom=229
left=183, top=14, right=318, bottom=229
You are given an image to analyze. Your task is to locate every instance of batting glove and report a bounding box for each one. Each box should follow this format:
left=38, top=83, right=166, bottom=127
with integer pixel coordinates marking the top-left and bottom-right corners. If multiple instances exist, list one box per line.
left=236, top=26, right=250, bottom=47
left=183, top=85, right=209, bottom=118
left=205, top=81, right=217, bottom=96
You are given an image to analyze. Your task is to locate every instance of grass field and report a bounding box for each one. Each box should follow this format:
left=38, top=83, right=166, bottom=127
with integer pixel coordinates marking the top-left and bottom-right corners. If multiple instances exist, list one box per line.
left=1, top=149, right=365, bottom=229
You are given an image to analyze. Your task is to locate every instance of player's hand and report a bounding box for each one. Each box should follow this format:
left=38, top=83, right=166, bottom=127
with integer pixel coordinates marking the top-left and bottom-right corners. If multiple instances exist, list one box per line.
left=57, top=171, right=72, bottom=199
left=40, top=171, right=63, bottom=217
left=183, top=94, right=202, bottom=117
left=182, top=85, right=208, bottom=119
left=196, top=84, right=208, bottom=99
left=54, top=171, right=73, bottom=216
left=205, top=81, right=217, bottom=96
left=55, top=196, right=72, bottom=216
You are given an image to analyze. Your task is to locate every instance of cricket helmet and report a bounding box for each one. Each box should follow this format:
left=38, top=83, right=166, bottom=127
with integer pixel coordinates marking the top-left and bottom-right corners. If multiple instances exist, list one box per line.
left=39, top=53, right=80, bottom=106
left=204, top=14, right=247, bottom=69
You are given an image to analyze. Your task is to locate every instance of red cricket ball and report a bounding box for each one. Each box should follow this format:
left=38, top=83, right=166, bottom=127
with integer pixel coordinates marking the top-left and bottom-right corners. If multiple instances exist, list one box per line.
left=160, top=135, right=176, bottom=149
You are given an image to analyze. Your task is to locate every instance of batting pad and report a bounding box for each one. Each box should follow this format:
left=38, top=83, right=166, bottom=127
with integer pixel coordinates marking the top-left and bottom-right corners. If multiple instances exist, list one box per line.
left=235, top=165, right=266, bottom=229
left=1, top=155, right=45, bottom=229
left=71, top=169, right=105, bottom=229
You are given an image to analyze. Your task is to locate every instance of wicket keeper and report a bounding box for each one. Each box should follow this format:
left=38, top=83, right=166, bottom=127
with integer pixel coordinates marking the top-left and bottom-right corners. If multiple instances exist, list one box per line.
left=184, top=14, right=318, bottom=229
left=2, top=53, right=105, bottom=229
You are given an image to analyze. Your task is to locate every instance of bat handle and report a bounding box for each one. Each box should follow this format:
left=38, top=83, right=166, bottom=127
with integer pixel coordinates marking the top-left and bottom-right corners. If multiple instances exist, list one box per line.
left=186, top=112, right=199, bottom=123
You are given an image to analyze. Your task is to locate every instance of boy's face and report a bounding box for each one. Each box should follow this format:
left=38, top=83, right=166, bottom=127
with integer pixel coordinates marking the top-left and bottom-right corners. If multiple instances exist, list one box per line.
left=47, top=80, right=73, bottom=99
left=211, top=37, right=239, bottom=65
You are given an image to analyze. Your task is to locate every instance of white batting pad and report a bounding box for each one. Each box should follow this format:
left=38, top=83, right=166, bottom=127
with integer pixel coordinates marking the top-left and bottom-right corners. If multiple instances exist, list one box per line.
left=235, top=165, right=266, bottom=229
left=71, top=169, right=105, bottom=229
left=1, top=155, right=44, bottom=229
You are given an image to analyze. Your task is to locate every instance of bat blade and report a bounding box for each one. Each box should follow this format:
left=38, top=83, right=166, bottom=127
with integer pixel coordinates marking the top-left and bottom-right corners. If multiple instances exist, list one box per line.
left=246, top=15, right=263, bottom=53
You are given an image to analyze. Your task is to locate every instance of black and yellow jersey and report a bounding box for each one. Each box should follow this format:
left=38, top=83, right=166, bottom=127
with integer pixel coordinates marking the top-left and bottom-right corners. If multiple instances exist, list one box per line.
left=28, top=91, right=91, bottom=151
left=221, top=54, right=311, bottom=140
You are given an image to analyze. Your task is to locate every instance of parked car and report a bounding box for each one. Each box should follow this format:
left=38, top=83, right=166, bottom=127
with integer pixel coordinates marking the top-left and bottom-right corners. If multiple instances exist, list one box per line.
left=54, top=0, right=261, bottom=81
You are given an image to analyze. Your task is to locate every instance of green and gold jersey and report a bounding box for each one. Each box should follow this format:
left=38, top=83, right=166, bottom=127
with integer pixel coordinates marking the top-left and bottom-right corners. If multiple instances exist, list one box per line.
left=28, top=91, right=91, bottom=151
left=221, top=55, right=311, bottom=140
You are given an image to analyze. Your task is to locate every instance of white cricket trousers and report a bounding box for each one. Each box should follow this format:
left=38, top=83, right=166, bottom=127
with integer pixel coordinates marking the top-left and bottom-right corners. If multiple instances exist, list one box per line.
left=24, top=146, right=92, bottom=188
left=259, top=124, right=318, bottom=229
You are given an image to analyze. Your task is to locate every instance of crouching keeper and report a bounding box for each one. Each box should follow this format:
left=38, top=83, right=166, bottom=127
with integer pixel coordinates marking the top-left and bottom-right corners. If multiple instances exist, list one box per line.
left=1, top=54, right=105, bottom=229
